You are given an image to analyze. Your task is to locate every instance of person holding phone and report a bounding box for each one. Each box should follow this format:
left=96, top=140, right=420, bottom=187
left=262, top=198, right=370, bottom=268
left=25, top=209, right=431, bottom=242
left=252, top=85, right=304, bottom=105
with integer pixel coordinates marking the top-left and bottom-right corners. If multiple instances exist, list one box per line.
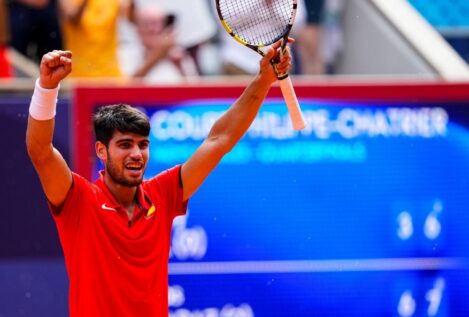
left=118, top=3, right=198, bottom=82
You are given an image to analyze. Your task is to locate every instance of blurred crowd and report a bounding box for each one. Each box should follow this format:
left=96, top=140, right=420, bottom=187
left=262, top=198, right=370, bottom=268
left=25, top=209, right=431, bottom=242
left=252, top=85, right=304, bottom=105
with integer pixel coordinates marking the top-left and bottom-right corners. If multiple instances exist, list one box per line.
left=0, top=0, right=345, bottom=81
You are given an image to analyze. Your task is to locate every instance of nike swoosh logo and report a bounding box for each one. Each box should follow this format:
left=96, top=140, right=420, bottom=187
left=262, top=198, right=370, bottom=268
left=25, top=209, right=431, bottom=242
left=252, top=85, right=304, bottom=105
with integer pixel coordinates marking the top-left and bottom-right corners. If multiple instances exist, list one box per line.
left=101, top=203, right=117, bottom=211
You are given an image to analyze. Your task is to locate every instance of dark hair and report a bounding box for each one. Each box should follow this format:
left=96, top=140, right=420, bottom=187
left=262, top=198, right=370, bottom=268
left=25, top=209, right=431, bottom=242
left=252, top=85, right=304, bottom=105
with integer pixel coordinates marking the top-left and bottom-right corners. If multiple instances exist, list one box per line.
left=93, top=104, right=150, bottom=146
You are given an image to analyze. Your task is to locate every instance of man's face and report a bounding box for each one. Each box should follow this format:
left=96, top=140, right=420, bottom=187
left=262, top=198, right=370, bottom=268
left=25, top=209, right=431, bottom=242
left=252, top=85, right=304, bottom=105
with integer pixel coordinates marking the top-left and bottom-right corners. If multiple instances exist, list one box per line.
left=136, top=9, right=166, bottom=49
left=101, top=131, right=150, bottom=187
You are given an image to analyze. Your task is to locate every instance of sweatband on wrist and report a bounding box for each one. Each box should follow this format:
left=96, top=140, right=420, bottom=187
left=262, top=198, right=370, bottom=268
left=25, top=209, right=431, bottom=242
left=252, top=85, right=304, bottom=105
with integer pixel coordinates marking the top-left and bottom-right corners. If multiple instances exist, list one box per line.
left=29, top=79, right=60, bottom=120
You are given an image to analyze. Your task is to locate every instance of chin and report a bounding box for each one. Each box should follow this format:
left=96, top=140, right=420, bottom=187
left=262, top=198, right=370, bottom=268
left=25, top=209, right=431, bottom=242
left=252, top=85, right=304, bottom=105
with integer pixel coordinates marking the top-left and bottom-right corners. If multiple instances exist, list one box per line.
left=126, top=177, right=143, bottom=187
left=115, top=176, right=143, bottom=187
left=107, top=166, right=146, bottom=187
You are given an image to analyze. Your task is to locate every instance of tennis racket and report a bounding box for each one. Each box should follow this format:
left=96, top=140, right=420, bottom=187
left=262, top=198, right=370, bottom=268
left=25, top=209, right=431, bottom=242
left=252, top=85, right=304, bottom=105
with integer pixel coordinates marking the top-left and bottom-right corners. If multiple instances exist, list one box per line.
left=216, top=0, right=306, bottom=130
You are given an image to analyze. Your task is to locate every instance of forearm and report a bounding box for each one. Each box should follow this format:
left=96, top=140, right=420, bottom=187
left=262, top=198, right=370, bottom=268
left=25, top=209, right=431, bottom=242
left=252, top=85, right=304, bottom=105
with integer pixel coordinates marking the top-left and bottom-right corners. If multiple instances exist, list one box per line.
left=208, top=75, right=271, bottom=151
left=26, top=116, right=54, bottom=155
left=132, top=50, right=166, bottom=78
left=180, top=75, right=272, bottom=200
left=26, top=111, right=72, bottom=208
left=26, top=81, right=58, bottom=161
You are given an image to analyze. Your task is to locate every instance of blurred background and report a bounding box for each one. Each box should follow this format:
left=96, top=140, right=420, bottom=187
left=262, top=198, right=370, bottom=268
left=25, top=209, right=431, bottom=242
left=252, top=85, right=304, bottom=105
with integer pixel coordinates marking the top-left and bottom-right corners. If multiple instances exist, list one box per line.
left=1, top=0, right=469, bottom=316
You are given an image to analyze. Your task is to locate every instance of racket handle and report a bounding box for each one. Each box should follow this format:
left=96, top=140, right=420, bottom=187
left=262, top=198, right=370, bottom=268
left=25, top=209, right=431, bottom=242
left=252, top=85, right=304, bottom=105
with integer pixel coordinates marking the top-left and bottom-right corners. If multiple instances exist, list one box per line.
left=279, top=76, right=306, bottom=130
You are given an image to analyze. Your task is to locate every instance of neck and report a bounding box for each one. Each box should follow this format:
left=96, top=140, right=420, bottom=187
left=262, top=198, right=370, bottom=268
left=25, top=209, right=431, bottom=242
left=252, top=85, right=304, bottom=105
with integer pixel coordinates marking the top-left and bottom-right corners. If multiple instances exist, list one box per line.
left=103, top=173, right=138, bottom=209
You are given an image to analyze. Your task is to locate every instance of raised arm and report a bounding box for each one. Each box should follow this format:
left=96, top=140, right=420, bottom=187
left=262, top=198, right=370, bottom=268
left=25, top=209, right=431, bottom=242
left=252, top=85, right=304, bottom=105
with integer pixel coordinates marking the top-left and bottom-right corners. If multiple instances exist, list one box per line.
left=181, top=40, right=293, bottom=201
left=26, top=50, right=73, bottom=207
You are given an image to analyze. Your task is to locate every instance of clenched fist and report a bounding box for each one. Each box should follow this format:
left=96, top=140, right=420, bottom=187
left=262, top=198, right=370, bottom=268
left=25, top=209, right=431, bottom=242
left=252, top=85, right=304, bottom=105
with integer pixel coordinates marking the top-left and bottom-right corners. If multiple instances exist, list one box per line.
left=39, top=50, right=73, bottom=89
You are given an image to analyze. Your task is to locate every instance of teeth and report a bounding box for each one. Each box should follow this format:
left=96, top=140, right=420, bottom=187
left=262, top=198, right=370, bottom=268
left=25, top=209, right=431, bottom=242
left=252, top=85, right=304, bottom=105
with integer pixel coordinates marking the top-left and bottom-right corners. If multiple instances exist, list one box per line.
left=126, top=163, right=142, bottom=169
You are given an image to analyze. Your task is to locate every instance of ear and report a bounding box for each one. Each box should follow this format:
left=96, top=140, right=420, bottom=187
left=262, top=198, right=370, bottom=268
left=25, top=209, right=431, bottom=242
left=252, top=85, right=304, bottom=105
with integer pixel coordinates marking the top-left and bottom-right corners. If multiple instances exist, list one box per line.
left=95, top=141, right=108, bottom=162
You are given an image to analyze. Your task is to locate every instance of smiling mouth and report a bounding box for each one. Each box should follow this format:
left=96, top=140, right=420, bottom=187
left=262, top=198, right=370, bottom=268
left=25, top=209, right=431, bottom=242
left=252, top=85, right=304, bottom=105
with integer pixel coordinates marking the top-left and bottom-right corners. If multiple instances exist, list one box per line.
left=125, top=162, right=144, bottom=171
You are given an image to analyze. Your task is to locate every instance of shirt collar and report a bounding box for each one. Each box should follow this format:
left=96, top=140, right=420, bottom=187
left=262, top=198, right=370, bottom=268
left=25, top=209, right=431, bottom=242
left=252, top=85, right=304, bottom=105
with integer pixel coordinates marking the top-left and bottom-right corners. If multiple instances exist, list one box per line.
left=95, top=170, right=151, bottom=211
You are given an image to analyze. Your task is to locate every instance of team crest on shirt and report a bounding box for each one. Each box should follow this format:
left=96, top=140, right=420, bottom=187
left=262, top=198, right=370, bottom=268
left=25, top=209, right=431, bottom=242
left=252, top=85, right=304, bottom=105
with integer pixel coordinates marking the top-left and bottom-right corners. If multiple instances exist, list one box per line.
left=145, top=205, right=156, bottom=219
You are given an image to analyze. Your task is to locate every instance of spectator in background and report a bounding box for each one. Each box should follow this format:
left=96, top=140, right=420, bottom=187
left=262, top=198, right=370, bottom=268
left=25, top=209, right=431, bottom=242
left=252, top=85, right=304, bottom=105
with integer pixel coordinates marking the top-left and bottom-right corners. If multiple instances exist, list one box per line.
left=149, top=0, right=217, bottom=74
left=118, top=2, right=197, bottom=82
left=296, top=0, right=325, bottom=75
left=7, top=0, right=63, bottom=64
left=0, top=0, right=12, bottom=77
left=59, top=0, right=122, bottom=77
left=320, top=0, right=344, bottom=74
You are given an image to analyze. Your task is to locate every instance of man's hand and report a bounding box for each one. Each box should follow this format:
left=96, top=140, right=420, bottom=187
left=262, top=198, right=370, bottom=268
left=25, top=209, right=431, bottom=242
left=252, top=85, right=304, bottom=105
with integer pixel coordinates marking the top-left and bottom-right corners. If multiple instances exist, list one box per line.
left=146, top=28, right=177, bottom=63
left=258, top=38, right=295, bottom=85
left=39, top=50, right=72, bottom=89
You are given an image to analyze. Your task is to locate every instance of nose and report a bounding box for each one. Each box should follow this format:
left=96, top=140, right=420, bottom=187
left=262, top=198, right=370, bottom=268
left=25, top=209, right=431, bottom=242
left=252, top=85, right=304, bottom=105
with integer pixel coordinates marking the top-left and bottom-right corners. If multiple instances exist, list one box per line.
left=129, top=145, right=143, bottom=160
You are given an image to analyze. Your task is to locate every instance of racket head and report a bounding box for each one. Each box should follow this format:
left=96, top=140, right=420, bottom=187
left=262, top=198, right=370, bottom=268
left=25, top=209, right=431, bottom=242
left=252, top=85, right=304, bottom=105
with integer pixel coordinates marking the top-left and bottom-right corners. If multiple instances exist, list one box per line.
left=216, top=0, right=298, bottom=54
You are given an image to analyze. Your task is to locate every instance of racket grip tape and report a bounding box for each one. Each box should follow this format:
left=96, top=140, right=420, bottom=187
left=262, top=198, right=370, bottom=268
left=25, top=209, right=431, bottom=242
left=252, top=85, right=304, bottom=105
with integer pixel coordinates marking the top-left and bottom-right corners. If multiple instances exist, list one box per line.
left=279, top=77, right=306, bottom=130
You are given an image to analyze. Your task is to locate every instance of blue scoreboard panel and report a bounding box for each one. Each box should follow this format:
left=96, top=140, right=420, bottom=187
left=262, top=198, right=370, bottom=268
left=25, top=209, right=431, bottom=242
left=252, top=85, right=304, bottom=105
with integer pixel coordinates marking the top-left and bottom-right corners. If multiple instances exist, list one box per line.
left=81, top=84, right=469, bottom=317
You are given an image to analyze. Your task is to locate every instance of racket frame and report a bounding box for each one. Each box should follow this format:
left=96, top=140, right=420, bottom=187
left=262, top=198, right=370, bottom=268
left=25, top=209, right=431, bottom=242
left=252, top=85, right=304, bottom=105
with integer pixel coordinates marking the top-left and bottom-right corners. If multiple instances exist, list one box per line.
left=216, top=0, right=298, bottom=59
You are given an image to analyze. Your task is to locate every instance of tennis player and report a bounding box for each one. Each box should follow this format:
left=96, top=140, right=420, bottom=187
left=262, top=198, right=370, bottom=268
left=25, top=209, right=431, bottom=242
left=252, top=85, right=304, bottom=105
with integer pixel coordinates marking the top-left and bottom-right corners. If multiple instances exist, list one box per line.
left=26, top=41, right=292, bottom=317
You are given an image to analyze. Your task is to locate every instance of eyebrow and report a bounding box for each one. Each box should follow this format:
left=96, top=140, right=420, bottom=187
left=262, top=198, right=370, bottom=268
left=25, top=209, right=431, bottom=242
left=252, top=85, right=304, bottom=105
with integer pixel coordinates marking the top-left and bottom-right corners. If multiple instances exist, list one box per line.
left=115, top=138, right=149, bottom=144
left=115, top=138, right=134, bottom=144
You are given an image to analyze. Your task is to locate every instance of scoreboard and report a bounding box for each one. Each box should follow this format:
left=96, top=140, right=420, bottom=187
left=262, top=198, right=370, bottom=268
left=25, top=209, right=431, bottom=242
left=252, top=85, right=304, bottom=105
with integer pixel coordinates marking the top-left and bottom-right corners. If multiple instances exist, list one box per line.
left=74, top=82, right=469, bottom=317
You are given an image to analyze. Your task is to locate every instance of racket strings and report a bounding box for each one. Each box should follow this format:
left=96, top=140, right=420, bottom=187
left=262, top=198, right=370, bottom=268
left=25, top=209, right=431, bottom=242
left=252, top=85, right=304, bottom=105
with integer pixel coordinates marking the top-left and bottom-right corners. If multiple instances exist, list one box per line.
left=219, top=0, right=293, bottom=45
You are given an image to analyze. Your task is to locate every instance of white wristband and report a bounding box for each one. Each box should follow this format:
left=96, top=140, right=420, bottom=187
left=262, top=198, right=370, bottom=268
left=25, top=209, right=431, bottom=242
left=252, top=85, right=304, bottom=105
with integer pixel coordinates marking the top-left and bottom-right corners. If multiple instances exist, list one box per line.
left=29, top=79, right=60, bottom=120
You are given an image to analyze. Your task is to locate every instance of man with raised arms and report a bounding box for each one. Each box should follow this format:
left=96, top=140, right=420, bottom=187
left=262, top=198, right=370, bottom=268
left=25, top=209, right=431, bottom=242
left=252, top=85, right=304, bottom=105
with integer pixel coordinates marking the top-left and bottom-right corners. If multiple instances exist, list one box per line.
left=26, top=41, right=292, bottom=316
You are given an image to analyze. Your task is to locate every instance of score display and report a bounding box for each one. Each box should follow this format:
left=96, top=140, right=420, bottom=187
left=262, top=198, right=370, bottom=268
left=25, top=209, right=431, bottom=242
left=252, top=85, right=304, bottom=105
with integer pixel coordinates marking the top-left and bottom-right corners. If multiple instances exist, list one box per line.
left=75, top=83, right=469, bottom=317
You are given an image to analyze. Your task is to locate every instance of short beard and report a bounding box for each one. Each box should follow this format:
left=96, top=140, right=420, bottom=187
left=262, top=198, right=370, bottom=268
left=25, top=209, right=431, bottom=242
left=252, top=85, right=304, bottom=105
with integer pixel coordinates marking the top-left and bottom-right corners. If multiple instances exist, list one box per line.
left=106, top=151, right=143, bottom=187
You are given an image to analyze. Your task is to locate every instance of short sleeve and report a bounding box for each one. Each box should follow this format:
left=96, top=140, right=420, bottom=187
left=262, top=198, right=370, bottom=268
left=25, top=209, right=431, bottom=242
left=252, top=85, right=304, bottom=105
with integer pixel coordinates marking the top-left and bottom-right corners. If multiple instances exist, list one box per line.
left=48, top=173, right=91, bottom=245
left=144, top=165, right=188, bottom=220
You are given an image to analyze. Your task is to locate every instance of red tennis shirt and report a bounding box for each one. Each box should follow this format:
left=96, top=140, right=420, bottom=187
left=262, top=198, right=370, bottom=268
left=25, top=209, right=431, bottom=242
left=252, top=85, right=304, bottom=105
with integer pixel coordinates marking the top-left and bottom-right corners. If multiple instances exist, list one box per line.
left=51, top=165, right=187, bottom=317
